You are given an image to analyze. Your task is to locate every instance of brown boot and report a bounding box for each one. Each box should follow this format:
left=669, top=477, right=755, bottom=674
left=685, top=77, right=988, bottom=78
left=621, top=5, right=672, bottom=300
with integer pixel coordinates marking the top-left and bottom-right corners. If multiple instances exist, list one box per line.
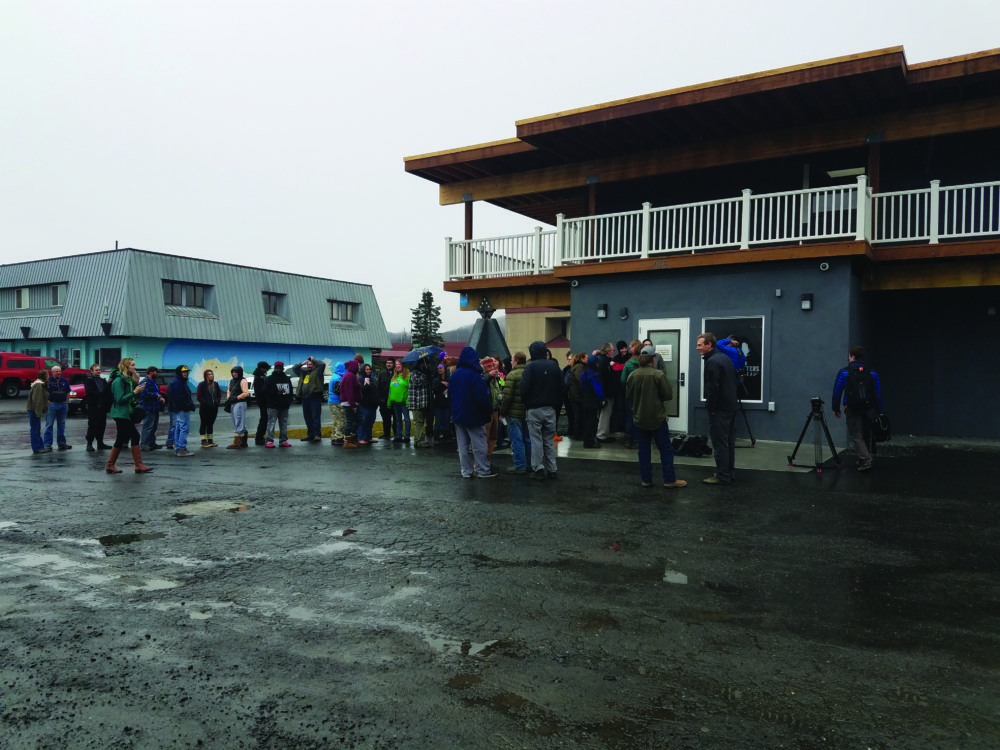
left=225, top=434, right=241, bottom=449
left=105, top=447, right=122, bottom=474
left=130, top=446, right=153, bottom=473
left=239, top=433, right=249, bottom=448
left=343, top=435, right=359, bottom=449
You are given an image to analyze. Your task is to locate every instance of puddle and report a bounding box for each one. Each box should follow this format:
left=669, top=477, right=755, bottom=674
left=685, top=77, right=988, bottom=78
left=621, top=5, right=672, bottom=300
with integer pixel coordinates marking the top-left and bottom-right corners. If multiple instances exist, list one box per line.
left=446, top=674, right=483, bottom=689
left=97, top=532, right=167, bottom=547
left=663, top=570, right=688, bottom=584
left=0, top=521, right=19, bottom=531
left=128, top=578, right=180, bottom=591
left=172, top=501, right=248, bottom=520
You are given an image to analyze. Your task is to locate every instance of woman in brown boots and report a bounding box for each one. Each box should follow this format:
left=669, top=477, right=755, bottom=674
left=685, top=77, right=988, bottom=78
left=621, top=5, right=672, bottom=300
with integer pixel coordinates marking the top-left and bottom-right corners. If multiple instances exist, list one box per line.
left=106, top=358, right=152, bottom=474
left=225, top=366, right=250, bottom=449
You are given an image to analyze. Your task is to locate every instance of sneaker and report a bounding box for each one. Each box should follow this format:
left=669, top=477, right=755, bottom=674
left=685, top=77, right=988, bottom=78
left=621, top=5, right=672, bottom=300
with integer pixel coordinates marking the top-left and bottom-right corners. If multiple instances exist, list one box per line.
left=265, top=443, right=275, bottom=448
left=175, top=449, right=194, bottom=457
left=598, top=436, right=616, bottom=443
left=641, top=482, right=654, bottom=488
left=403, top=437, right=410, bottom=443
left=141, top=445, right=154, bottom=451
left=663, top=480, right=688, bottom=488
left=165, top=444, right=174, bottom=451
left=42, top=446, right=53, bottom=452
left=58, top=444, right=72, bottom=450
left=531, top=469, right=546, bottom=481
left=280, top=442, right=291, bottom=448
left=312, top=436, right=323, bottom=442
left=702, top=476, right=729, bottom=485
left=506, top=466, right=526, bottom=475
left=478, top=469, right=498, bottom=478
left=300, top=437, right=312, bottom=442
left=857, top=461, right=873, bottom=472
left=392, top=437, right=402, bottom=443
left=554, top=435, right=563, bottom=442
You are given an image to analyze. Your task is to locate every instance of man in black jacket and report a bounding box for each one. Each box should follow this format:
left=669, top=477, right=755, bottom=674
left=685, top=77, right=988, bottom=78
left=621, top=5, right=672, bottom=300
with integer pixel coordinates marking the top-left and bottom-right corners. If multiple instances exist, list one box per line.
left=263, top=362, right=294, bottom=447
left=83, top=364, right=112, bottom=452
left=520, top=341, right=565, bottom=480
left=697, top=332, right=739, bottom=485
left=252, top=361, right=271, bottom=446
left=377, top=357, right=395, bottom=442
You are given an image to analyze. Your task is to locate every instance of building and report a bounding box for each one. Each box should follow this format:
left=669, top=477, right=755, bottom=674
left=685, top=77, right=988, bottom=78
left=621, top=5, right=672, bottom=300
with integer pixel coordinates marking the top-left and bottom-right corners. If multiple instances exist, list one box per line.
left=0, top=248, right=391, bottom=387
left=406, top=46, right=1000, bottom=440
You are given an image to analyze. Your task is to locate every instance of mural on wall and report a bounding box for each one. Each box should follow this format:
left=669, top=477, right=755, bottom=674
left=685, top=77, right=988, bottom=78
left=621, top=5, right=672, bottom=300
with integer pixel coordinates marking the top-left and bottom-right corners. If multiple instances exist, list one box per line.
left=703, top=316, right=764, bottom=403
left=160, top=340, right=359, bottom=388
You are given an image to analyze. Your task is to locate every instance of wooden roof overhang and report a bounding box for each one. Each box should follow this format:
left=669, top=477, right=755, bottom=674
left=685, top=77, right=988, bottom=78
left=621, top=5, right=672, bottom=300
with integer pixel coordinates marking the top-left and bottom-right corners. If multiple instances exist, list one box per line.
left=405, top=47, right=1000, bottom=225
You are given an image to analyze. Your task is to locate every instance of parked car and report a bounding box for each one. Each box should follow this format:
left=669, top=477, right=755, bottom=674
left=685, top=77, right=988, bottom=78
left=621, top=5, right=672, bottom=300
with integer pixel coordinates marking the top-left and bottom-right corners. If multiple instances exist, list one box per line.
left=68, top=369, right=169, bottom=416
left=245, top=370, right=306, bottom=404
left=0, top=352, right=91, bottom=399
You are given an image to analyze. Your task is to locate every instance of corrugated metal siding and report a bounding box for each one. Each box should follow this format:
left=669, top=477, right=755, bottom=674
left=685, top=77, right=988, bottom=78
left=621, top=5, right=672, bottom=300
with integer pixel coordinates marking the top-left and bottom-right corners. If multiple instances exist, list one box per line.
left=0, top=249, right=391, bottom=349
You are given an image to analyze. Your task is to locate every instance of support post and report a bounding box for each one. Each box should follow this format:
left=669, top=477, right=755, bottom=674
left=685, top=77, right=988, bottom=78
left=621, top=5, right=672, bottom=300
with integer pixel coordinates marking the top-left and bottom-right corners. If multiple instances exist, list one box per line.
left=640, top=202, right=652, bottom=259
left=929, top=179, right=941, bottom=244
left=740, top=189, right=752, bottom=250
left=445, top=237, right=453, bottom=279
left=533, top=226, right=543, bottom=275
left=556, top=213, right=566, bottom=265
left=854, top=175, right=868, bottom=242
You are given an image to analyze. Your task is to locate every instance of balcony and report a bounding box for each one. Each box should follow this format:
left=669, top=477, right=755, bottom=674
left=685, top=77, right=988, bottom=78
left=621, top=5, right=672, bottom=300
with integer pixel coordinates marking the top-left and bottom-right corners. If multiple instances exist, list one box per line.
left=446, top=178, right=1000, bottom=281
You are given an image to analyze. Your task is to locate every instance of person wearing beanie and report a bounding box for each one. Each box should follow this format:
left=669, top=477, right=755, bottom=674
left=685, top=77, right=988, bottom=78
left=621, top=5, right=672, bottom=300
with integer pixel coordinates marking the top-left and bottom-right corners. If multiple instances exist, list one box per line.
left=262, top=361, right=294, bottom=447
left=252, top=360, right=271, bottom=445
left=520, top=341, right=565, bottom=480
left=626, top=345, right=687, bottom=489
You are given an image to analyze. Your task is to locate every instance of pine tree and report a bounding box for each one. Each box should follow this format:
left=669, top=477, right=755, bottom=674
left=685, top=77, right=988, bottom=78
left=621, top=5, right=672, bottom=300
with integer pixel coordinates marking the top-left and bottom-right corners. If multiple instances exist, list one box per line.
left=410, top=290, right=443, bottom=348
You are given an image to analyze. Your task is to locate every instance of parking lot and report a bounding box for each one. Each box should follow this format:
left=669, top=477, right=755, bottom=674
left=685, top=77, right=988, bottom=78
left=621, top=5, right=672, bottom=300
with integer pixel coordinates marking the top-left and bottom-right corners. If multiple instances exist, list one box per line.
left=1, top=396, right=999, bottom=749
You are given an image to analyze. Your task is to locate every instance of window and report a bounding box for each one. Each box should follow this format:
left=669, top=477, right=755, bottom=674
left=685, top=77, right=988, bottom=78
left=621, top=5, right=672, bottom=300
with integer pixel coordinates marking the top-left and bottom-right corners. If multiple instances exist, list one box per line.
left=44, top=357, right=65, bottom=371
left=15, top=288, right=29, bottom=309
left=262, top=292, right=283, bottom=316
left=163, top=281, right=207, bottom=308
left=329, top=301, right=356, bottom=322
left=51, top=284, right=66, bottom=307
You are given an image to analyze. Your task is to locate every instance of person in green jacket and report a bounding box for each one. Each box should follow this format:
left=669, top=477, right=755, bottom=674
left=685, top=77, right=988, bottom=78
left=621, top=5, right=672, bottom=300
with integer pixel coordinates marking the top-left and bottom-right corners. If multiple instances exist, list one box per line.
left=626, top=345, right=687, bottom=489
left=106, top=358, right=152, bottom=474
left=387, top=361, right=411, bottom=442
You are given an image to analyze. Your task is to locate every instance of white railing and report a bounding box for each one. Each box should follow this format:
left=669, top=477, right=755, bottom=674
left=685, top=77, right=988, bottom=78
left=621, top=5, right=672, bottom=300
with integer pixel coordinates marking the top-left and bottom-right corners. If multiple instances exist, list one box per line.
left=445, top=227, right=557, bottom=280
left=446, top=178, right=1000, bottom=279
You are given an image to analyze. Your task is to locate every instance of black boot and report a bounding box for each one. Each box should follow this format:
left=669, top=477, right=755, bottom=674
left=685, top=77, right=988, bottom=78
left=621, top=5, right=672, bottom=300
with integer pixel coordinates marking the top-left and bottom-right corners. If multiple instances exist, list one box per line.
left=86, top=440, right=95, bottom=452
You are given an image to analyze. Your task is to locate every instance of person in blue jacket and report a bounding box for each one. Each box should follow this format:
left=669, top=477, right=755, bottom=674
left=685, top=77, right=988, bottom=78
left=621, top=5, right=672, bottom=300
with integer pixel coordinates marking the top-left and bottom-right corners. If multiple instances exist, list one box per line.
left=449, top=346, right=495, bottom=478
left=831, top=346, right=884, bottom=471
left=167, top=365, right=196, bottom=457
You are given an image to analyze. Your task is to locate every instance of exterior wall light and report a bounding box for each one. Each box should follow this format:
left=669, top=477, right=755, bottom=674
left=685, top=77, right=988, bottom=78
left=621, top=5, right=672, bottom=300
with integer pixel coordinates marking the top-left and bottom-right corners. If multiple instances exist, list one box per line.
left=801, top=293, right=814, bottom=311
left=597, top=304, right=608, bottom=319
left=619, top=307, right=629, bottom=321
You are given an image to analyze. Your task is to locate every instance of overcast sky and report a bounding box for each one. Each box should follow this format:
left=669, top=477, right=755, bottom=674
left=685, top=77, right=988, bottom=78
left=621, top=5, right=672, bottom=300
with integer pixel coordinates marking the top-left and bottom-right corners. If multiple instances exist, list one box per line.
left=2, top=1, right=997, bottom=334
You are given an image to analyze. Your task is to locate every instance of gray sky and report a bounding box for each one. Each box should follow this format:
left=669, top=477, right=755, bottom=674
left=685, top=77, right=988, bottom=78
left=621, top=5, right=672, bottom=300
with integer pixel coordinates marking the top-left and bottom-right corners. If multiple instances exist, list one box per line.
left=2, top=1, right=997, bottom=333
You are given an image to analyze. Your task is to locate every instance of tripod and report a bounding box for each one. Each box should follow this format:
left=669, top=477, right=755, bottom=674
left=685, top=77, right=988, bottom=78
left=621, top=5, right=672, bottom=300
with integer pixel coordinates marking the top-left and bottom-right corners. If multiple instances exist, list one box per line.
left=787, top=397, right=841, bottom=473
left=735, top=372, right=756, bottom=448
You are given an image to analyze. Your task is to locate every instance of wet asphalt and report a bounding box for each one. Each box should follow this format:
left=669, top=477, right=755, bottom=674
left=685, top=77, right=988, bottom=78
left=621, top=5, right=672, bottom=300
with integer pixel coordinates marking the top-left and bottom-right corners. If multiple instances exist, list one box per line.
left=1, top=399, right=998, bottom=749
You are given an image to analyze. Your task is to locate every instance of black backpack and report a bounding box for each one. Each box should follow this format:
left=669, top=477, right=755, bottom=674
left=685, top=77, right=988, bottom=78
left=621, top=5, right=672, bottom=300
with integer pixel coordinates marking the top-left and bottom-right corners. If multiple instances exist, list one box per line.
left=844, top=366, right=877, bottom=411
left=99, top=371, right=119, bottom=415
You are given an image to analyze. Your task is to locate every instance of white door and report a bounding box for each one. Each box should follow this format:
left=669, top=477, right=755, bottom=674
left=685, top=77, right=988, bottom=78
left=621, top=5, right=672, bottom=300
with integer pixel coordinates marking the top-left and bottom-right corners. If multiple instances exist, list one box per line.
left=638, top=318, right=690, bottom=435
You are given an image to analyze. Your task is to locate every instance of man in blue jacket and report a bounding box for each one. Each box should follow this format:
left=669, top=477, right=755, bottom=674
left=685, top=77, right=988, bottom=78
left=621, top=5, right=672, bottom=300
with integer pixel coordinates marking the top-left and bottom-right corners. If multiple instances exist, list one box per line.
left=449, top=346, right=496, bottom=478
left=44, top=365, right=72, bottom=450
left=832, top=346, right=884, bottom=471
left=167, top=365, right=196, bottom=457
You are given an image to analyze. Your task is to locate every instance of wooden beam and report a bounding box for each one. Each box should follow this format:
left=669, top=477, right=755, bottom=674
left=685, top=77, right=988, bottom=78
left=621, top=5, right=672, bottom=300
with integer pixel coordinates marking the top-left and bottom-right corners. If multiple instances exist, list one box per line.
left=440, top=97, right=1000, bottom=205
left=870, top=238, right=1000, bottom=262
left=863, top=258, right=1000, bottom=290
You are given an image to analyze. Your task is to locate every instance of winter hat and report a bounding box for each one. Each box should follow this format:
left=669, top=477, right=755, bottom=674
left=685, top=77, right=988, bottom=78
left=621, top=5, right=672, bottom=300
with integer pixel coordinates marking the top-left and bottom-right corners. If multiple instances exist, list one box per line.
left=616, top=340, right=628, bottom=350
left=257, top=360, right=270, bottom=371
left=273, top=361, right=285, bottom=369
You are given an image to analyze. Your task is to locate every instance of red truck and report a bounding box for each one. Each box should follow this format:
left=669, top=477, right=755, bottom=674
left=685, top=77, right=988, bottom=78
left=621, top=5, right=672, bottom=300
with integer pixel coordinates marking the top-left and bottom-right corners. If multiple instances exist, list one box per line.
left=0, top=352, right=91, bottom=399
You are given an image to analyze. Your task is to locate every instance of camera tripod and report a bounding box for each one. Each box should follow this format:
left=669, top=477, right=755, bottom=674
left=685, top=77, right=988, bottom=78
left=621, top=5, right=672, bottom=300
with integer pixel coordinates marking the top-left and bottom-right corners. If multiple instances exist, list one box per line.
left=735, top=373, right=756, bottom=448
left=787, top=397, right=841, bottom=473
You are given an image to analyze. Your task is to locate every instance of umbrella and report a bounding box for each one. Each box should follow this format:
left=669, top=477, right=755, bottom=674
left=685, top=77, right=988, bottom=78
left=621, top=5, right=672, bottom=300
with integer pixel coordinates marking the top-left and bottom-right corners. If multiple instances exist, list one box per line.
left=400, top=345, right=444, bottom=364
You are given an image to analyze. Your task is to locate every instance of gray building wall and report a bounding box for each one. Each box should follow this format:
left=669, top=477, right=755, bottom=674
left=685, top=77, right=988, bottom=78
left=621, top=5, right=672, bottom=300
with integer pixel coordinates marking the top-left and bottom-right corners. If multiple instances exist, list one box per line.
left=568, top=258, right=858, bottom=442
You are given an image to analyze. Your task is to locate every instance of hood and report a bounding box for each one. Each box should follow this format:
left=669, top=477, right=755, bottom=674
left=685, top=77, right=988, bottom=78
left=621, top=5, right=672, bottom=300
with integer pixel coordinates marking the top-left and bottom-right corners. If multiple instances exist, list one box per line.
left=528, top=341, right=547, bottom=361
left=334, top=362, right=347, bottom=377
left=587, top=355, right=599, bottom=367
left=345, top=360, right=359, bottom=375
left=458, top=346, right=484, bottom=372
left=231, top=366, right=244, bottom=379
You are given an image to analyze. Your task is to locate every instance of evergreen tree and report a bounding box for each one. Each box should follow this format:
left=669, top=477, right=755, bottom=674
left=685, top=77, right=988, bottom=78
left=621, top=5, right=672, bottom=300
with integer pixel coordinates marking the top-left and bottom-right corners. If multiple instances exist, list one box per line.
left=410, top=290, right=443, bottom=348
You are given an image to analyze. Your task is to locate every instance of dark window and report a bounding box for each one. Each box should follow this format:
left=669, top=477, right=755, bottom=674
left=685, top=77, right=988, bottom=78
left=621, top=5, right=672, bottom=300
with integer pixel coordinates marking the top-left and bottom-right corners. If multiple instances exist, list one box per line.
left=263, top=292, right=282, bottom=315
left=163, top=281, right=207, bottom=308
left=51, top=284, right=66, bottom=306
left=15, top=288, right=29, bottom=309
left=10, top=358, right=36, bottom=368
left=329, top=301, right=356, bottom=322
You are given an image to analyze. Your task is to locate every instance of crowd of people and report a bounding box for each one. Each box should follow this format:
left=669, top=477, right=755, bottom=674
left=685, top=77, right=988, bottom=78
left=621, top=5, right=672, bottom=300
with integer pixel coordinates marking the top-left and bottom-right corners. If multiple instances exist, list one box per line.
left=23, top=336, right=882, bottom=482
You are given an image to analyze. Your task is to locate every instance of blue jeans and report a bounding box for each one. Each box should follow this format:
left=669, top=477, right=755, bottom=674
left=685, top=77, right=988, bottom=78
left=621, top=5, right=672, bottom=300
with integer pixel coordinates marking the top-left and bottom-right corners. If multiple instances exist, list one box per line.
left=507, top=417, right=532, bottom=470
left=360, top=406, right=376, bottom=441
left=173, top=411, right=191, bottom=451
left=392, top=402, right=410, bottom=438
left=167, top=411, right=178, bottom=446
left=141, top=409, right=160, bottom=447
left=44, top=402, right=68, bottom=447
left=29, top=412, right=44, bottom=452
left=634, top=421, right=678, bottom=485
left=302, top=397, right=322, bottom=439
left=434, top=406, right=451, bottom=436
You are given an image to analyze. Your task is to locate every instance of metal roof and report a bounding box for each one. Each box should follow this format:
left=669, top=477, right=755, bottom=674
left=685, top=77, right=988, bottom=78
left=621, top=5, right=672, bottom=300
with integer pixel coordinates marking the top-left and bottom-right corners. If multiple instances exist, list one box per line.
left=0, top=249, right=391, bottom=349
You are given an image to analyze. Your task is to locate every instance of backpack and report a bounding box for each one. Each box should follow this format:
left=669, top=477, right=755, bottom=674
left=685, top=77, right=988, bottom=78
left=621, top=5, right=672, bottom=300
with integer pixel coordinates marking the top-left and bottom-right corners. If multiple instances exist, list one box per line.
left=99, top=371, right=119, bottom=415
left=844, top=366, right=877, bottom=411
